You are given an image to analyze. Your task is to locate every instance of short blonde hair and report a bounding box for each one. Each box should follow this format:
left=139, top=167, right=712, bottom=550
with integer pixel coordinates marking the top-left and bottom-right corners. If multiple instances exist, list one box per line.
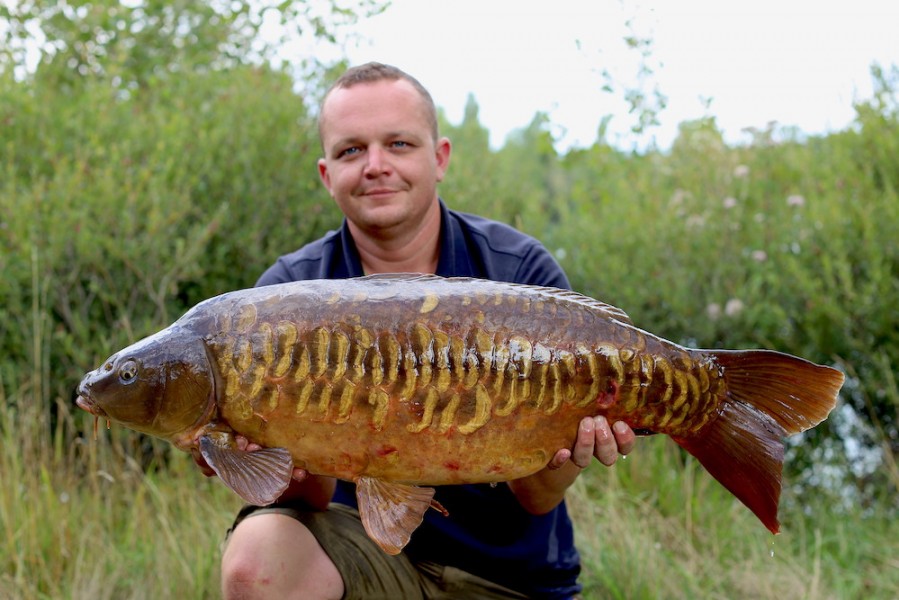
left=318, top=62, right=439, bottom=142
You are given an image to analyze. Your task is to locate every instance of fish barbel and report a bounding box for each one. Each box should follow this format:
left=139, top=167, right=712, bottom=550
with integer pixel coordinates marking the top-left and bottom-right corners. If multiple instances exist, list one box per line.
left=75, top=274, right=843, bottom=553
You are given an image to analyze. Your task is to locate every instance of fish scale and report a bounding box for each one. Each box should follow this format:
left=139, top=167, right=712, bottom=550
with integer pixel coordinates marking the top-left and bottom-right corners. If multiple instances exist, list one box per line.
left=76, top=274, right=843, bottom=553
left=213, top=304, right=716, bottom=441
left=201, top=280, right=740, bottom=453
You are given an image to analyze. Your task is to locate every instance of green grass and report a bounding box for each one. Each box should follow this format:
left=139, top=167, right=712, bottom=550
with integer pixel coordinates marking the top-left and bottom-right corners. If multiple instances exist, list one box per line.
left=568, top=437, right=899, bottom=599
left=0, top=398, right=241, bottom=599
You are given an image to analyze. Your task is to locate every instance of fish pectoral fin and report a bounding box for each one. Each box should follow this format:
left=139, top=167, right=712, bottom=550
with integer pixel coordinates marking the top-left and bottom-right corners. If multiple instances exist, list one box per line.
left=355, top=477, right=441, bottom=555
left=199, top=435, right=293, bottom=506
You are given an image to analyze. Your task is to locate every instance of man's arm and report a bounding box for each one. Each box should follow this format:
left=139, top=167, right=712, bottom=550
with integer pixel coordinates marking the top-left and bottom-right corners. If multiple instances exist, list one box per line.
left=508, top=417, right=636, bottom=515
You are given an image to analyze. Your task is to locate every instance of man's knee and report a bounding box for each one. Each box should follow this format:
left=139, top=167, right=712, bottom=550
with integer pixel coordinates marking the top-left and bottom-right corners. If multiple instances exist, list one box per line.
left=221, top=513, right=343, bottom=600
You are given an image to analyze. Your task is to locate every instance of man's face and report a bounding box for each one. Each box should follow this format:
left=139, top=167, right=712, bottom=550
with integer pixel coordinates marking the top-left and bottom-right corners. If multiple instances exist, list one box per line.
left=317, top=79, right=451, bottom=239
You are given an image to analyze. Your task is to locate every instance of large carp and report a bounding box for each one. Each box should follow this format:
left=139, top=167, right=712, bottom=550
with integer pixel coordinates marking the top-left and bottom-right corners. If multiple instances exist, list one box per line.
left=76, top=275, right=843, bottom=553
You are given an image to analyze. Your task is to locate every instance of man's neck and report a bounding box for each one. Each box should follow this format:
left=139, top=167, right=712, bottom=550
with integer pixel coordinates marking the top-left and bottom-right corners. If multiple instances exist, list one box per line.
left=348, top=201, right=442, bottom=275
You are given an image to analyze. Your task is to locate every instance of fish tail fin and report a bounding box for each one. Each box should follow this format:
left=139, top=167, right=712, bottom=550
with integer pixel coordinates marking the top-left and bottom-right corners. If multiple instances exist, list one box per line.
left=672, top=350, right=843, bottom=534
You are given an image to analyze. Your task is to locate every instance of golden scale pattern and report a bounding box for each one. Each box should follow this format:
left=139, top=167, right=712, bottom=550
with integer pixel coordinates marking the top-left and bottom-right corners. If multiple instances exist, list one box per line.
left=210, top=291, right=719, bottom=436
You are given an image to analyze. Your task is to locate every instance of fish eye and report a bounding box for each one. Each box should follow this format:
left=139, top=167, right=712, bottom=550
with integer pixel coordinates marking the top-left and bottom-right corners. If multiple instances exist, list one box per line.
left=118, top=359, right=139, bottom=385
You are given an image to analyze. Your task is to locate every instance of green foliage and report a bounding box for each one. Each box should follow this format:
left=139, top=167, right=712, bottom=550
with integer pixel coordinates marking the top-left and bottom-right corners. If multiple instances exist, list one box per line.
left=0, top=0, right=385, bottom=86
left=0, top=65, right=337, bottom=411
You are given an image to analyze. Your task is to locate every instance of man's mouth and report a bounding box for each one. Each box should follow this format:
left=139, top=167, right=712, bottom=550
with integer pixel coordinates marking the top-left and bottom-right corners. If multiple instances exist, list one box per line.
left=362, top=188, right=398, bottom=198
left=360, top=184, right=408, bottom=198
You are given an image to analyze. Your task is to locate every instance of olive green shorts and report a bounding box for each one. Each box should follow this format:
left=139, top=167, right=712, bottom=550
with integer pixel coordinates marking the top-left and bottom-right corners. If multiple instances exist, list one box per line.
left=227, top=502, right=530, bottom=600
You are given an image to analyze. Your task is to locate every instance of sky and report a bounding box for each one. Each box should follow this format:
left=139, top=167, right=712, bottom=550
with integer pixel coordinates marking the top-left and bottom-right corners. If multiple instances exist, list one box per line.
left=327, top=0, right=898, bottom=151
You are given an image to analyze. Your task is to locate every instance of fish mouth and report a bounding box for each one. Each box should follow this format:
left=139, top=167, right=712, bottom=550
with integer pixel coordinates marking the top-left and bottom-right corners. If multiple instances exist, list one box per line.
left=75, top=388, right=110, bottom=439
left=75, top=380, right=107, bottom=418
left=75, top=394, right=106, bottom=417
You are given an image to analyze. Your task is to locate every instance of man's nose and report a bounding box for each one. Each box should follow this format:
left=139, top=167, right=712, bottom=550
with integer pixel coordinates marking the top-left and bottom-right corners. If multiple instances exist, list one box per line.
left=363, top=145, right=389, bottom=177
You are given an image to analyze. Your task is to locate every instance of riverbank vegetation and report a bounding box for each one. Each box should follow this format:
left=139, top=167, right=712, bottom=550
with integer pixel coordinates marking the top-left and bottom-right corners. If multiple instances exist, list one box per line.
left=2, top=2, right=896, bottom=597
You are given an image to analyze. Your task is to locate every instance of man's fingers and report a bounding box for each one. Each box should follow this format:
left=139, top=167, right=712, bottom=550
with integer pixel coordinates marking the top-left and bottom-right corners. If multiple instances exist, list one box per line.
left=593, top=416, right=619, bottom=466
left=235, top=435, right=262, bottom=452
left=612, top=421, right=636, bottom=456
left=570, top=417, right=595, bottom=468
left=547, top=448, right=572, bottom=470
left=547, top=418, right=637, bottom=472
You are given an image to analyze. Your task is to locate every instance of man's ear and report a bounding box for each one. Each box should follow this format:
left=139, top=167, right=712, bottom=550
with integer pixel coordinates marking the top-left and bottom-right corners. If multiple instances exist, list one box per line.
left=318, top=158, right=332, bottom=193
left=435, top=137, right=452, bottom=182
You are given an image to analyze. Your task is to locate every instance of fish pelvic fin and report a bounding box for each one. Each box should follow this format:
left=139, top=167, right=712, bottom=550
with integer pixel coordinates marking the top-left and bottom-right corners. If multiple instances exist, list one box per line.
left=199, top=433, right=293, bottom=506
left=355, top=477, right=447, bottom=555
left=673, top=349, right=843, bottom=535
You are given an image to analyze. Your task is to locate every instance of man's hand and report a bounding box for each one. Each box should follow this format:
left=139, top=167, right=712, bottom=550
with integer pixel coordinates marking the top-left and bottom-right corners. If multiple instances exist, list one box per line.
left=509, top=417, right=636, bottom=515
left=547, top=416, right=636, bottom=470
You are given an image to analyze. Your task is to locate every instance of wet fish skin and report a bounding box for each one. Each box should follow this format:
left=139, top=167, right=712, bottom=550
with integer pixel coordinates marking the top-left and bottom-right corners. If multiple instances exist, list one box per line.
left=195, top=276, right=725, bottom=484
left=76, top=274, right=844, bottom=553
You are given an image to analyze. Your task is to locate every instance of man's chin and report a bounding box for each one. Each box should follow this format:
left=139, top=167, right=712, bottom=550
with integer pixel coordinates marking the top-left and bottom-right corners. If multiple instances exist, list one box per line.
left=354, top=200, right=410, bottom=225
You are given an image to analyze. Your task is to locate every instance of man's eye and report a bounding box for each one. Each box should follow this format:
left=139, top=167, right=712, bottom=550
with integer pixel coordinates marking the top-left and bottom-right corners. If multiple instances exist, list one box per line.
left=391, top=141, right=409, bottom=149
left=338, top=146, right=360, bottom=158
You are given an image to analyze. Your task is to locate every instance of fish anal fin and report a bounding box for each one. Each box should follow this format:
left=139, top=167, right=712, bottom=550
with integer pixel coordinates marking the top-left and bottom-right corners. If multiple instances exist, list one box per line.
left=199, top=434, right=293, bottom=506
left=674, top=401, right=786, bottom=534
left=355, top=477, right=440, bottom=555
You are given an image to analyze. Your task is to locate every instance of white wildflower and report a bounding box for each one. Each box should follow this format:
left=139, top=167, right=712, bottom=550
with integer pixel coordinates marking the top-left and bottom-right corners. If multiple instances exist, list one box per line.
left=734, top=164, right=750, bottom=178
left=751, top=250, right=768, bottom=262
left=723, top=196, right=738, bottom=209
left=670, top=189, right=688, bottom=207
left=787, top=194, right=805, bottom=208
left=706, top=303, right=722, bottom=320
left=686, top=214, right=706, bottom=229
left=725, top=298, right=744, bottom=317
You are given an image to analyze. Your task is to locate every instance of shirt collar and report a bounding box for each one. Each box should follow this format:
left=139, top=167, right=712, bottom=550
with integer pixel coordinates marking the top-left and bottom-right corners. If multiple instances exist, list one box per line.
left=337, top=198, right=477, bottom=278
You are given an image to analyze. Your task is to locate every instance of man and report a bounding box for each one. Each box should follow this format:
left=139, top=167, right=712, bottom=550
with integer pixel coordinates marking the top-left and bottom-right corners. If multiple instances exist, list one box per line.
left=217, top=62, right=636, bottom=599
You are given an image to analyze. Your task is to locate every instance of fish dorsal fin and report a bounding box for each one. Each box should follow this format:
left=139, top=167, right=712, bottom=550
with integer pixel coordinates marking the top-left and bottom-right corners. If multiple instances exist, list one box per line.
left=353, top=274, right=634, bottom=325
left=199, top=434, right=293, bottom=506
left=520, top=285, right=633, bottom=325
left=355, top=476, right=444, bottom=555
left=356, top=273, right=442, bottom=283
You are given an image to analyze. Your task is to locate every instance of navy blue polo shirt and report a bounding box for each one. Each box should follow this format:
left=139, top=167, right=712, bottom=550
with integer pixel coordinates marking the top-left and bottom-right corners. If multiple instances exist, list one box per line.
left=256, top=200, right=581, bottom=599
